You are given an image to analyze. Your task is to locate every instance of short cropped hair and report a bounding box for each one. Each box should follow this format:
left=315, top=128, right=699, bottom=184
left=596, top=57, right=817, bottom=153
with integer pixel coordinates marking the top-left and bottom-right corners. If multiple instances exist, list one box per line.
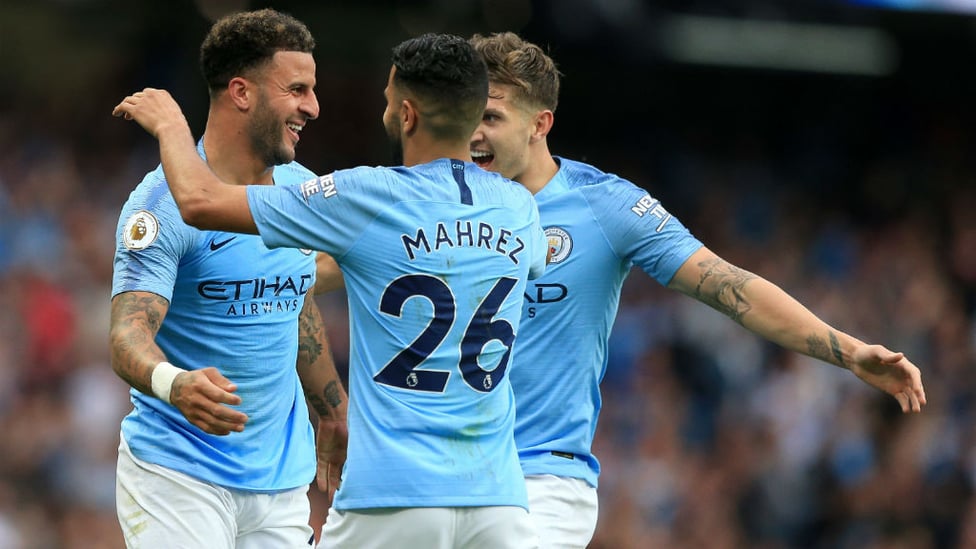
left=469, top=32, right=561, bottom=112
left=200, top=9, right=315, bottom=95
left=391, top=33, right=489, bottom=141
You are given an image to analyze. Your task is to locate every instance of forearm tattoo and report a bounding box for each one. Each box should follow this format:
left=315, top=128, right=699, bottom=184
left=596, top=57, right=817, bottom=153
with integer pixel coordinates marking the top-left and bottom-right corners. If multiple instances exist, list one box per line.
left=694, top=258, right=757, bottom=324
left=110, top=292, right=169, bottom=391
left=308, top=380, right=344, bottom=418
left=297, top=299, right=326, bottom=366
left=806, top=331, right=846, bottom=367
left=298, top=298, right=344, bottom=418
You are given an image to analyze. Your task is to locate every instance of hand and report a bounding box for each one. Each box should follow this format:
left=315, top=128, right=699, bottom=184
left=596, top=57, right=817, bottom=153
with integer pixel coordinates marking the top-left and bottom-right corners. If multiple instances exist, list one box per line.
left=170, top=367, right=249, bottom=435
left=849, top=345, right=927, bottom=413
left=112, top=88, right=189, bottom=138
left=315, top=419, right=349, bottom=505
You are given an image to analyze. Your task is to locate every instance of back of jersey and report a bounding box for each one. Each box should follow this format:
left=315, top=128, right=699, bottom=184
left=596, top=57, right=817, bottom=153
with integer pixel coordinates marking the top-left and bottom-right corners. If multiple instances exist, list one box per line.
left=246, top=158, right=547, bottom=510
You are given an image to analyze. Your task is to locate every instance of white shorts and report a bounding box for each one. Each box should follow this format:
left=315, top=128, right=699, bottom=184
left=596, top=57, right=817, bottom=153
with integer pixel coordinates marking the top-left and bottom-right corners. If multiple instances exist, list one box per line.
left=318, top=506, right=539, bottom=549
left=116, top=437, right=314, bottom=549
left=526, top=475, right=598, bottom=549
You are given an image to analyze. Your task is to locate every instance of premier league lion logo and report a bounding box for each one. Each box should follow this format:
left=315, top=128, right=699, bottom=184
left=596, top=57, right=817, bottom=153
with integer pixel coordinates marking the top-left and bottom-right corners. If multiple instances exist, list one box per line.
left=122, top=210, right=160, bottom=251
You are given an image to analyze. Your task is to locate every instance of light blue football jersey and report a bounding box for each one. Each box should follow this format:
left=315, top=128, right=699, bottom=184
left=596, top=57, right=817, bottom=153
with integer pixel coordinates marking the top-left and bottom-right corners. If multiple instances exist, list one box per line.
left=512, top=157, right=703, bottom=488
left=111, top=145, right=317, bottom=492
left=247, top=158, right=547, bottom=510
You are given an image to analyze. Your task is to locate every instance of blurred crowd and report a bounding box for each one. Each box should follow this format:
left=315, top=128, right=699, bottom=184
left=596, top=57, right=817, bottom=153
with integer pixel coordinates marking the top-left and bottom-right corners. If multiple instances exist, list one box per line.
left=2, top=3, right=976, bottom=549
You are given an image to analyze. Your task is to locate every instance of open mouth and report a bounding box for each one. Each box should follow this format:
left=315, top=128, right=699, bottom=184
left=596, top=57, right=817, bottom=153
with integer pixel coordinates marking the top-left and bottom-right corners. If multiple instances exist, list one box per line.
left=287, top=122, right=303, bottom=142
left=471, top=150, right=494, bottom=168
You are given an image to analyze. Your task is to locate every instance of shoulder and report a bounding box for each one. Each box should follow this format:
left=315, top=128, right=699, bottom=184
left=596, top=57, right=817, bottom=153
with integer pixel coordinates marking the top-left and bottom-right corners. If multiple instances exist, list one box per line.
left=555, top=158, right=648, bottom=209
left=273, top=161, right=318, bottom=185
left=470, top=164, right=536, bottom=206
left=557, top=157, right=635, bottom=191
left=121, top=166, right=178, bottom=216
left=118, top=166, right=199, bottom=242
left=328, top=165, right=403, bottom=198
left=332, top=164, right=396, bottom=183
left=336, top=162, right=462, bottom=196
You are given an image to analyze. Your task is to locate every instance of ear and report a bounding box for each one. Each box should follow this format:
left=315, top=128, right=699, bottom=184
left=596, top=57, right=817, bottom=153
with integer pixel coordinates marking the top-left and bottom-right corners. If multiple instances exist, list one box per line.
left=400, top=99, right=418, bottom=136
left=227, top=76, right=251, bottom=111
left=529, top=110, right=554, bottom=144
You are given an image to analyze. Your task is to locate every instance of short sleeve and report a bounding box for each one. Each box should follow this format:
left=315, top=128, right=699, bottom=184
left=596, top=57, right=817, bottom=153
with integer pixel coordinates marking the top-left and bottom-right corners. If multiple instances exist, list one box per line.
left=582, top=180, right=702, bottom=285
left=112, top=173, right=196, bottom=300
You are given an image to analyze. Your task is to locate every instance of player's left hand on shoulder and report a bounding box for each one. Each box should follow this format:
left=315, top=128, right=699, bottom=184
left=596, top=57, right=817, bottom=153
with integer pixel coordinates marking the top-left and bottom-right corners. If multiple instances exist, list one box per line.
left=112, top=88, right=187, bottom=138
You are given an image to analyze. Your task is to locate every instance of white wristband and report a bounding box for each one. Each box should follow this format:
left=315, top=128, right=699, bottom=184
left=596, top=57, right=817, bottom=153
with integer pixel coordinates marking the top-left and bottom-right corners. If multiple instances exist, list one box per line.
left=151, top=361, right=186, bottom=404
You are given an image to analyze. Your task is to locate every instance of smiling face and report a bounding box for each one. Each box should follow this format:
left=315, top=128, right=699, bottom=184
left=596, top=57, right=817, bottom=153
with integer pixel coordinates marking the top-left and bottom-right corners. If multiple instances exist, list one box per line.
left=470, top=83, right=537, bottom=182
left=246, top=50, right=319, bottom=166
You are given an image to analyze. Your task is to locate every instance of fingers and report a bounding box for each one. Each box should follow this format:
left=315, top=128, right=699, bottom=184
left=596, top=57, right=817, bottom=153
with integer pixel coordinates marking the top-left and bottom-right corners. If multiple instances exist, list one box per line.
left=111, top=88, right=173, bottom=127
left=191, top=412, right=247, bottom=436
left=895, top=374, right=926, bottom=414
left=199, top=367, right=243, bottom=405
left=908, top=367, right=926, bottom=412
left=894, top=392, right=910, bottom=413
left=316, top=464, right=341, bottom=506
left=895, top=391, right=922, bottom=414
left=112, top=90, right=146, bottom=118
left=112, top=98, right=133, bottom=119
left=909, top=391, right=922, bottom=413
left=911, top=378, right=926, bottom=412
left=172, top=368, right=248, bottom=435
left=184, top=397, right=248, bottom=435
left=187, top=400, right=248, bottom=435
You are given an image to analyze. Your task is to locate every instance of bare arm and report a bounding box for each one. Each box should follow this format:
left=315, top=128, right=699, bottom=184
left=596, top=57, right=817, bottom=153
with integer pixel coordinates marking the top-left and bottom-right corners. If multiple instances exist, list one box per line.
left=110, top=290, right=249, bottom=434
left=110, top=291, right=170, bottom=395
left=296, top=293, right=349, bottom=502
left=667, top=246, right=926, bottom=413
left=314, top=252, right=346, bottom=294
left=113, top=88, right=256, bottom=234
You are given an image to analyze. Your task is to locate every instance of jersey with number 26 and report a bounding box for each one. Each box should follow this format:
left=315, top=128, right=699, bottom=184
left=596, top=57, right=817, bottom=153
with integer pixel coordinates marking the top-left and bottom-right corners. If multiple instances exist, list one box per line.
left=247, top=159, right=548, bottom=510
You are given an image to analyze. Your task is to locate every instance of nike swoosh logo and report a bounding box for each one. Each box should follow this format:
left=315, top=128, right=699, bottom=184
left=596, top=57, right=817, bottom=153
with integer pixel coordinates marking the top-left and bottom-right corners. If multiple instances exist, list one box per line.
left=209, top=236, right=236, bottom=251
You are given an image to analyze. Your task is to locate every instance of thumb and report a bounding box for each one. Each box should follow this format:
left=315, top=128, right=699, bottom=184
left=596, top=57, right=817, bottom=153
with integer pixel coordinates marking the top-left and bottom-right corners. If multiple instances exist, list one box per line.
left=200, top=366, right=238, bottom=392
left=198, top=367, right=242, bottom=405
left=882, top=351, right=905, bottom=364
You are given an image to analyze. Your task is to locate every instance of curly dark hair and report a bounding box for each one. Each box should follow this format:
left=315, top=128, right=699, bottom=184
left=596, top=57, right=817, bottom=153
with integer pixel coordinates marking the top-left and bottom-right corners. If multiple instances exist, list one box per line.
left=199, top=8, right=315, bottom=95
left=470, top=32, right=560, bottom=112
left=391, top=33, right=488, bottom=141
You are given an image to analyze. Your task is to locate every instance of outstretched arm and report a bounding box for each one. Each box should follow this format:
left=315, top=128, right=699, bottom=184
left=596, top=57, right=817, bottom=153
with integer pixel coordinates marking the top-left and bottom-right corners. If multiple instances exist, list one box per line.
left=113, top=88, right=256, bottom=234
left=110, top=291, right=249, bottom=434
left=667, top=246, right=926, bottom=413
left=295, top=293, right=349, bottom=505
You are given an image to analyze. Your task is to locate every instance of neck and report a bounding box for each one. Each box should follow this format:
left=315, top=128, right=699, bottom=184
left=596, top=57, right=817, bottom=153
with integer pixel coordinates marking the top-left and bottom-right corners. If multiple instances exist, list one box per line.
left=401, top=133, right=472, bottom=166
left=202, top=108, right=274, bottom=186
left=518, top=140, right=559, bottom=195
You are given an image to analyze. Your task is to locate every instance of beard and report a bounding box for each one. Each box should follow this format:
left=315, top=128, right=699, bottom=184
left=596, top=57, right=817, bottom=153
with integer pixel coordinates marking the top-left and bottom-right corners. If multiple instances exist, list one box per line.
left=384, top=116, right=404, bottom=166
left=389, top=135, right=404, bottom=166
left=248, top=92, right=293, bottom=167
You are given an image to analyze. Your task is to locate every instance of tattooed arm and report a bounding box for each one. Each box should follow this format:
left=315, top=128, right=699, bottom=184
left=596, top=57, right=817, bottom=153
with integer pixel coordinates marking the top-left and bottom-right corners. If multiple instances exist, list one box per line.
left=667, top=247, right=926, bottom=413
left=109, top=291, right=248, bottom=434
left=295, top=293, right=349, bottom=503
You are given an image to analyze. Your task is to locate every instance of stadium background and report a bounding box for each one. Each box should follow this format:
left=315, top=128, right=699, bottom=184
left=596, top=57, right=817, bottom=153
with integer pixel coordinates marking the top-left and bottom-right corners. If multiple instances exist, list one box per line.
left=1, top=0, right=975, bottom=547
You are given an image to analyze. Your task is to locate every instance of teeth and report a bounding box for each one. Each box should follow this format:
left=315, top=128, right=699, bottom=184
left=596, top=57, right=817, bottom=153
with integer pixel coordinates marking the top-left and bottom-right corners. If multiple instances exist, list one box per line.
left=287, top=123, right=303, bottom=132
left=470, top=150, right=491, bottom=158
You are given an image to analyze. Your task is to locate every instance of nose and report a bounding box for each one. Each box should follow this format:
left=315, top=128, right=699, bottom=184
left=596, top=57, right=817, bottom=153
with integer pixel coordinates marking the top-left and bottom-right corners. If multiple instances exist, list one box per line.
left=302, top=91, right=320, bottom=121
left=469, top=125, right=485, bottom=145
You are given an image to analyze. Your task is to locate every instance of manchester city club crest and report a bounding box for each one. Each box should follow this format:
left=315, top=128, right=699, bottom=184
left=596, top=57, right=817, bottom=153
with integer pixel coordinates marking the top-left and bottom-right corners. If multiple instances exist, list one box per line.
left=122, top=210, right=160, bottom=251
left=544, top=226, right=572, bottom=264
